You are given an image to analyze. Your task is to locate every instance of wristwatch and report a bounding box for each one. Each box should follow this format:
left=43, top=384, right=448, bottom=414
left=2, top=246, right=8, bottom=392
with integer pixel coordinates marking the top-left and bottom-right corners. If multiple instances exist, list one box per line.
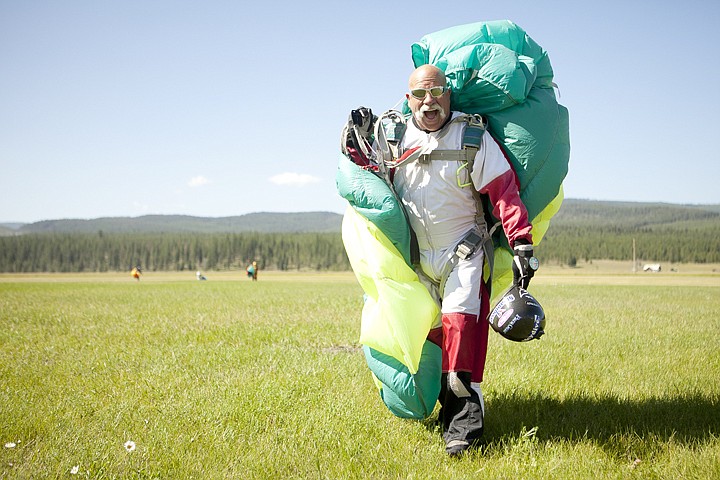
left=528, top=256, right=540, bottom=271
left=515, top=244, right=539, bottom=271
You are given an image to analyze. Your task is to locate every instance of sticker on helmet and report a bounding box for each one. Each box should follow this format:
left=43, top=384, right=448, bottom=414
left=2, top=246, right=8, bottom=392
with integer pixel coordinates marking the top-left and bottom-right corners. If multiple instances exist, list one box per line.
left=496, top=309, right=515, bottom=328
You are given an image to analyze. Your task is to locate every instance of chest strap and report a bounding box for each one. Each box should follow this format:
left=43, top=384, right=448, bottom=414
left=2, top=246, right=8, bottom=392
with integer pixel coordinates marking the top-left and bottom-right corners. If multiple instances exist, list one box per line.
left=418, top=150, right=468, bottom=163
left=417, top=114, right=485, bottom=163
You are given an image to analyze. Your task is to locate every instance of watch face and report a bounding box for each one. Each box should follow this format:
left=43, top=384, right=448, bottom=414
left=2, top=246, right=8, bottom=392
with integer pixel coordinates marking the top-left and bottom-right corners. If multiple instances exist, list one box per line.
left=529, top=257, right=540, bottom=271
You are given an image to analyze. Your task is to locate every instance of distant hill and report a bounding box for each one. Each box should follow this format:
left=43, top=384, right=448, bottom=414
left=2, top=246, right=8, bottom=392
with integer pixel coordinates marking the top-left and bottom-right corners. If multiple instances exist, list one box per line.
left=551, top=199, right=720, bottom=229
left=1, top=200, right=718, bottom=236
left=2, top=212, right=343, bottom=235
left=0, top=223, right=25, bottom=236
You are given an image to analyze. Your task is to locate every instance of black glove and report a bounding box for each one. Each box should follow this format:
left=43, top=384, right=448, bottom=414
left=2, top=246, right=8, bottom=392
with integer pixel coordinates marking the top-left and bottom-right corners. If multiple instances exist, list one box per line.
left=342, top=107, right=376, bottom=165
left=512, top=243, right=539, bottom=289
left=350, top=107, right=375, bottom=140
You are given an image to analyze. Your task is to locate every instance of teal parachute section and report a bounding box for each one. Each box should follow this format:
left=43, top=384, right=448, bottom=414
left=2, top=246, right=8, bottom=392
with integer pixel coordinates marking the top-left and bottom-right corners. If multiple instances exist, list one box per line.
left=337, top=20, right=569, bottom=419
left=336, top=154, right=412, bottom=266
left=363, top=341, right=441, bottom=419
left=409, top=19, right=570, bottom=302
left=410, top=19, right=570, bottom=227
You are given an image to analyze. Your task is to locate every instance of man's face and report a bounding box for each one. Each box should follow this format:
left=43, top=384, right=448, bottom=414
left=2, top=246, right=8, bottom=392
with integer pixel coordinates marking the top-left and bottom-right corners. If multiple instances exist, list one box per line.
left=406, top=70, right=451, bottom=132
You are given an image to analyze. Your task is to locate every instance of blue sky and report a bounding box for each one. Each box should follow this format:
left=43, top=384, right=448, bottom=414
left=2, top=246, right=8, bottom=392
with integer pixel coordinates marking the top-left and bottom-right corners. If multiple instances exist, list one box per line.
left=1, top=0, right=719, bottom=223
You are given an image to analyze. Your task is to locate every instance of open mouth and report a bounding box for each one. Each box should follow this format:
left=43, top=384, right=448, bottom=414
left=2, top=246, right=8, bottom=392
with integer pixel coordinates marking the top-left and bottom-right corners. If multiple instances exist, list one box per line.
left=416, top=104, right=445, bottom=124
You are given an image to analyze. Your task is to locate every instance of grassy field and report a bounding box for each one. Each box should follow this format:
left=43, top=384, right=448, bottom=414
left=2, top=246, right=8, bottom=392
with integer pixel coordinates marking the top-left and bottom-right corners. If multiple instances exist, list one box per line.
left=1, top=269, right=719, bottom=479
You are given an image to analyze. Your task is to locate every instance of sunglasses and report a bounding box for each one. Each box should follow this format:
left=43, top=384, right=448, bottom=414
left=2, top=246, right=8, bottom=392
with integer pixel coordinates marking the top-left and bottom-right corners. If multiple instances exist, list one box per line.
left=409, top=86, right=447, bottom=99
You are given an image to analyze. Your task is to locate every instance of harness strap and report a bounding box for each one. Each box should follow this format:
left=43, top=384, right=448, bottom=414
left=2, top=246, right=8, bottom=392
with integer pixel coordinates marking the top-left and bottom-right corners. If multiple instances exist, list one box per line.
left=417, top=113, right=485, bottom=168
left=418, top=150, right=468, bottom=163
left=427, top=114, right=496, bottom=298
left=374, top=111, right=500, bottom=276
left=462, top=115, right=495, bottom=278
left=373, top=110, right=421, bottom=265
left=386, top=114, right=480, bottom=168
left=437, top=227, right=495, bottom=299
left=462, top=114, right=485, bottom=150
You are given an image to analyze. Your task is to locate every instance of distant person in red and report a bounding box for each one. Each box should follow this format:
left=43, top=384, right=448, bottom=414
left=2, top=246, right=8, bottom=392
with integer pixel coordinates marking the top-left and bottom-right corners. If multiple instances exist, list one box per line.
left=246, top=261, right=258, bottom=281
left=131, top=266, right=142, bottom=281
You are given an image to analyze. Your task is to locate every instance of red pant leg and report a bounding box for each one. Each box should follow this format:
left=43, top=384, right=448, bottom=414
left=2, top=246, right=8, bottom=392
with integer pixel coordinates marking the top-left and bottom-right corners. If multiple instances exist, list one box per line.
left=440, top=279, right=490, bottom=384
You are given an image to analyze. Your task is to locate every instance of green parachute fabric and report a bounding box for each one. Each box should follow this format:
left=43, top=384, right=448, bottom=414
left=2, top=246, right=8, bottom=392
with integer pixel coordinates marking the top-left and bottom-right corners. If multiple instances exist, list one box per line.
left=340, top=203, right=437, bottom=372
left=336, top=154, right=412, bottom=265
left=337, top=20, right=569, bottom=419
left=409, top=19, right=570, bottom=302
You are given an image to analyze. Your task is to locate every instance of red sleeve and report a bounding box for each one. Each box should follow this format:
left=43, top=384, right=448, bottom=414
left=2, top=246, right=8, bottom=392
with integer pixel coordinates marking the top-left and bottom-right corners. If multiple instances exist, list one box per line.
left=479, top=169, right=533, bottom=247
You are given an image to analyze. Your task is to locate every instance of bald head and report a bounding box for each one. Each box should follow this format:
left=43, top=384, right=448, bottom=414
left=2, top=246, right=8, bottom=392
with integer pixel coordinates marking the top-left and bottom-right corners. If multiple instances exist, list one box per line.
left=408, top=64, right=446, bottom=89
left=406, top=64, right=451, bottom=132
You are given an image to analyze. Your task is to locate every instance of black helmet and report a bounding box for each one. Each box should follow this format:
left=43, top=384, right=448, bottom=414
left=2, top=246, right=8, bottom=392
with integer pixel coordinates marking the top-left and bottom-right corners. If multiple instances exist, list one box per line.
left=488, top=285, right=545, bottom=342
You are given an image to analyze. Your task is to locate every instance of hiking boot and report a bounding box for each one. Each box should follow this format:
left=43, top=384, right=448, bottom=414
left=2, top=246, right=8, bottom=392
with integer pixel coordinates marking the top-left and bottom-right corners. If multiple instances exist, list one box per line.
left=445, top=439, right=472, bottom=456
left=443, top=395, right=484, bottom=456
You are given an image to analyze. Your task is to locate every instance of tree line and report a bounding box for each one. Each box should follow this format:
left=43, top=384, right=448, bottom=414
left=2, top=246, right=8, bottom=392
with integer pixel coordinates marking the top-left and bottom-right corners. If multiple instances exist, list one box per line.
left=535, top=224, right=720, bottom=265
left=1, top=225, right=718, bottom=273
left=0, top=232, right=350, bottom=273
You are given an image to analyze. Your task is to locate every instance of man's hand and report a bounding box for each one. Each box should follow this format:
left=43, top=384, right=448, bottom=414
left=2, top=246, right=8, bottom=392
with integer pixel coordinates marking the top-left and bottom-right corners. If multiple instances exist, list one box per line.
left=350, top=107, right=375, bottom=140
left=342, top=107, right=376, bottom=165
left=512, top=243, right=539, bottom=289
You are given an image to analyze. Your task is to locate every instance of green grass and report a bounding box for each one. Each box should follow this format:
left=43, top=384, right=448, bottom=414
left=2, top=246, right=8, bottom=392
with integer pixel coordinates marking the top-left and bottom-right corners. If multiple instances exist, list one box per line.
left=1, top=275, right=718, bottom=479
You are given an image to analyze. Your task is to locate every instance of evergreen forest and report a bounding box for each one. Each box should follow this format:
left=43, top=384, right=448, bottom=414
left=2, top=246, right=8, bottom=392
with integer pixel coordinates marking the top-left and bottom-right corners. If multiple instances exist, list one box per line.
left=0, top=232, right=348, bottom=273
left=1, top=200, right=718, bottom=272
left=1, top=226, right=719, bottom=273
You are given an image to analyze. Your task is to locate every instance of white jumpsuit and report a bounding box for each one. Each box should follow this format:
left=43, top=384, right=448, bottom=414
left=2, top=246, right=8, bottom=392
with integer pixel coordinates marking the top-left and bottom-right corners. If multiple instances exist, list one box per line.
left=392, top=111, right=533, bottom=445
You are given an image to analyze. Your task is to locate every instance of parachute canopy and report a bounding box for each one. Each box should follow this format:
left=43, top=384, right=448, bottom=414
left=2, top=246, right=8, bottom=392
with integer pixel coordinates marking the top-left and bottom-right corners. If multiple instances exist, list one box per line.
left=337, top=20, right=569, bottom=418
left=409, top=20, right=570, bottom=302
left=410, top=20, right=570, bottom=226
left=339, top=197, right=442, bottom=420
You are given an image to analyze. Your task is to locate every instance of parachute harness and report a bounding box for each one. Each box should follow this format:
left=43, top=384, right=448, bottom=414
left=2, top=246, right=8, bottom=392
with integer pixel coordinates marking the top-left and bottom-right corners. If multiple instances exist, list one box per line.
left=341, top=107, right=499, bottom=296
left=372, top=111, right=498, bottom=298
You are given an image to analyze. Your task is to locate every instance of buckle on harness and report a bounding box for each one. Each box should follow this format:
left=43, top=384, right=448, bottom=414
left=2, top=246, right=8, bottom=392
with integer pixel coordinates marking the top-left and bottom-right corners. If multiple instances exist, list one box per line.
left=455, top=230, right=484, bottom=260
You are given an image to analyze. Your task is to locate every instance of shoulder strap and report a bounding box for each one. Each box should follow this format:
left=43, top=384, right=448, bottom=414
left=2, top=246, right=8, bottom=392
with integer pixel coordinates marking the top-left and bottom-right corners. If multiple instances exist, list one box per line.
left=375, top=111, right=493, bottom=270
left=462, top=114, right=485, bottom=151
left=417, top=114, right=486, bottom=165
left=375, top=110, right=409, bottom=166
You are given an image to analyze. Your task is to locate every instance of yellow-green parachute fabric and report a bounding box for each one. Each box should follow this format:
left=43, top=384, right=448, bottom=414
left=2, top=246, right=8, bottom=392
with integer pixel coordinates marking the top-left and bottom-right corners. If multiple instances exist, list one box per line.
left=337, top=20, right=569, bottom=419
left=341, top=205, right=437, bottom=371
left=338, top=154, right=441, bottom=419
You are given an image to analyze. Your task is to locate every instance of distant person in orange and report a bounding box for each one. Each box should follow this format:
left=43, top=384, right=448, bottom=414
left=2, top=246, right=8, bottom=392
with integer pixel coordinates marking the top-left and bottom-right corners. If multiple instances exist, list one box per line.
left=246, top=261, right=258, bottom=281
left=131, top=266, right=142, bottom=281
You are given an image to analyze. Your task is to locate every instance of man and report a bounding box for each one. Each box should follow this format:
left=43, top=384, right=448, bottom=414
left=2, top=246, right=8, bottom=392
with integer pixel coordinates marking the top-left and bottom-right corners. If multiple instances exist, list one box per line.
left=131, top=265, right=142, bottom=281
left=246, top=261, right=258, bottom=281
left=393, top=64, right=536, bottom=455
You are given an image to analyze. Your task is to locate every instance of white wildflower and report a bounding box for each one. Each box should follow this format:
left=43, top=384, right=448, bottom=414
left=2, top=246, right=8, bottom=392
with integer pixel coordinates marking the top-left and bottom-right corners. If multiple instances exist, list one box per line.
left=4, top=442, right=16, bottom=449
left=70, top=465, right=79, bottom=475
left=123, top=440, right=136, bottom=452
